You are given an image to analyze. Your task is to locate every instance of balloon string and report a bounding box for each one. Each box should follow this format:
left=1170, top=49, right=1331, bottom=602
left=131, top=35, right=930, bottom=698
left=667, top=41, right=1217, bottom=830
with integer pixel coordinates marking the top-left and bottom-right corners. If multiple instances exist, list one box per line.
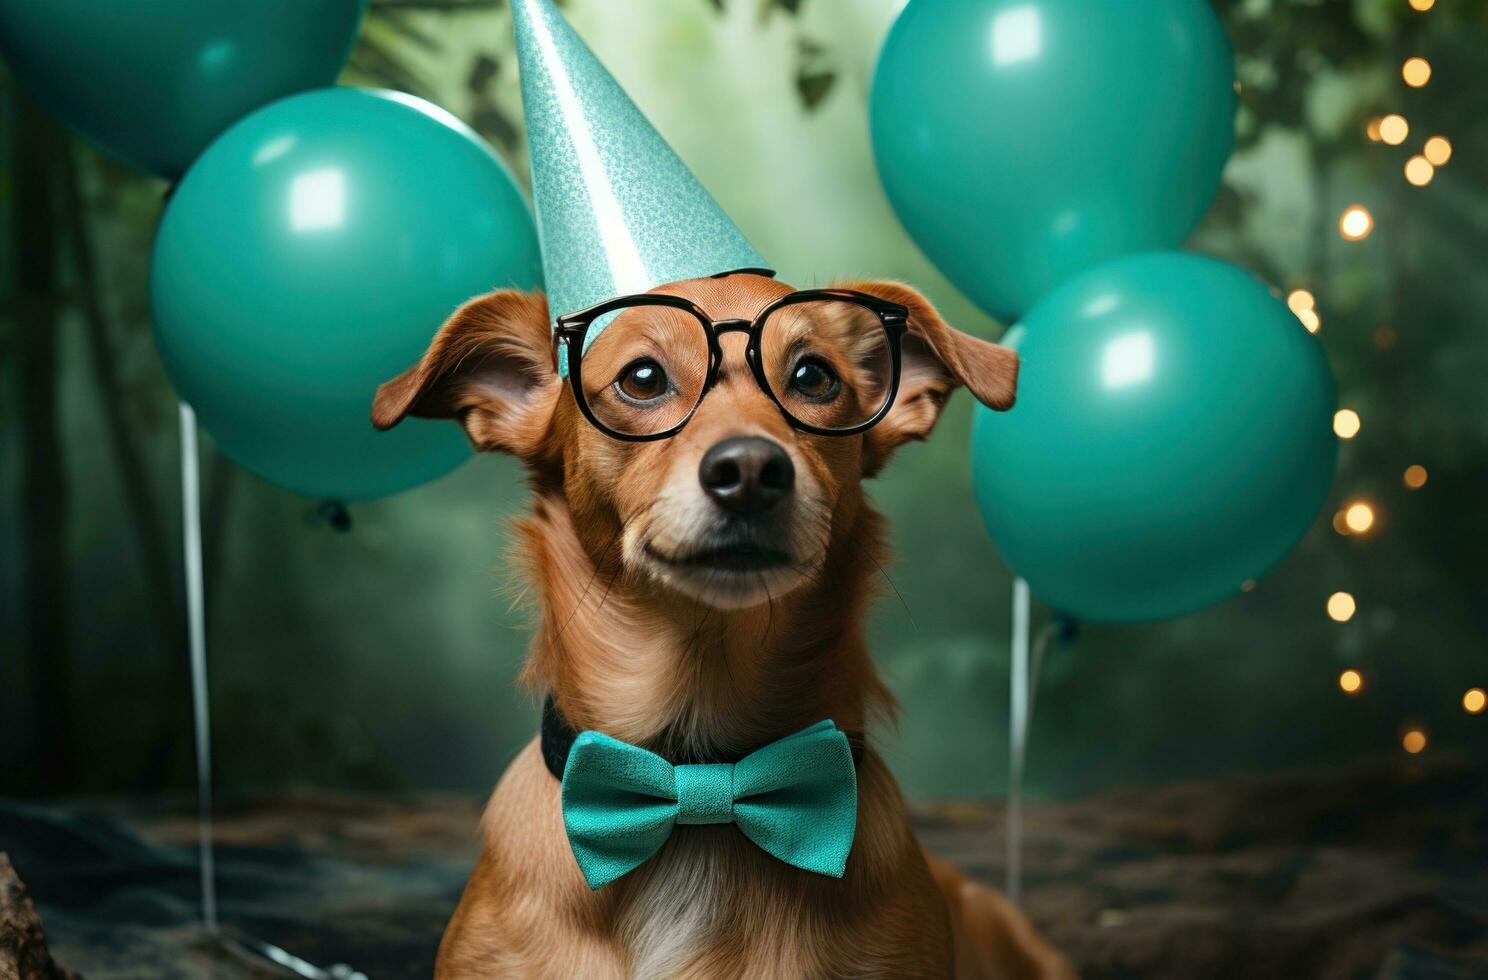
left=179, top=402, right=218, bottom=933
left=179, top=404, right=366, bottom=980
left=1008, top=578, right=1029, bottom=903
left=1007, top=579, right=1059, bottom=905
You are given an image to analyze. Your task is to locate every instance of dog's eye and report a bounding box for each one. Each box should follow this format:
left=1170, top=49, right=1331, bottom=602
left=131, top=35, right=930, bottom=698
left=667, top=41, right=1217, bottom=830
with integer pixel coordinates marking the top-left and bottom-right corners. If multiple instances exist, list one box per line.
left=787, top=357, right=840, bottom=402
left=616, top=358, right=669, bottom=402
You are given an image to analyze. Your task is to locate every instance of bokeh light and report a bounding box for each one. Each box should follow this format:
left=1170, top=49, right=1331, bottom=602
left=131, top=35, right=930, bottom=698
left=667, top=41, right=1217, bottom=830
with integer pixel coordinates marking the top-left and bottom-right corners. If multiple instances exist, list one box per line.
left=1345, top=502, right=1375, bottom=533
left=1402, top=57, right=1431, bottom=88
left=1328, top=592, right=1357, bottom=622
left=1379, top=114, right=1409, bottom=146
left=1423, top=136, right=1452, bottom=165
left=1405, top=155, right=1435, bottom=186
left=1403, top=464, right=1428, bottom=489
left=1365, top=117, right=1383, bottom=142
left=1339, top=669, right=1363, bottom=695
left=1287, top=289, right=1318, bottom=332
left=1402, top=729, right=1427, bottom=754
left=1340, top=205, right=1373, bottom=241
left=1464, top=689, right=1487, bottom=715
left=1334, top=409, right=1361, bottom=439
left=1408, top=0, right=1434, bottom=9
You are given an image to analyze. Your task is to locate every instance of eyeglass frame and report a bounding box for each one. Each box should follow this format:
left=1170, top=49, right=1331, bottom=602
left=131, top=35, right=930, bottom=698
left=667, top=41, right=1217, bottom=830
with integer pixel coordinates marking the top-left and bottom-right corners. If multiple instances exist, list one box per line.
left=553, top=283, right=910, bottom=443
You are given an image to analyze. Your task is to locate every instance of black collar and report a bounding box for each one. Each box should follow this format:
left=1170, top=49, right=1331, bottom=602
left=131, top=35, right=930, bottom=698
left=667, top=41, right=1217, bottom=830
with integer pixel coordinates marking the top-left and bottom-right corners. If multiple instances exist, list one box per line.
left=540, top=696, right=865, bottom=781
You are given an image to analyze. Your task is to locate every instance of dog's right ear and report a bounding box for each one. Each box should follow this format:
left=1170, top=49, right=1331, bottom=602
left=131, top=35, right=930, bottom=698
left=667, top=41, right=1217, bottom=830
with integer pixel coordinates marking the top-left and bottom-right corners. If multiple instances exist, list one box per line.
left=372, top=289, right=560, bottom=463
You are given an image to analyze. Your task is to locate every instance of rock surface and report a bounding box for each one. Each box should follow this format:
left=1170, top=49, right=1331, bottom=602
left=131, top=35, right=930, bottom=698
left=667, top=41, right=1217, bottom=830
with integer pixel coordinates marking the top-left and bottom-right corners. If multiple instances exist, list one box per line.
left=917, top=757, right=1488, bottom=979
left=0, top=852, right=77, bottom=980
left=1, top=758, right=1485, bottom=978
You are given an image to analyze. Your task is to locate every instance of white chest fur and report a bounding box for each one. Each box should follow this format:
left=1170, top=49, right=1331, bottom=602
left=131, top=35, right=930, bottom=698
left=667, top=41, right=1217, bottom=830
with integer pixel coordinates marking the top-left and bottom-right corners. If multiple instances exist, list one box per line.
left=617, top=831, right=729, bottom=979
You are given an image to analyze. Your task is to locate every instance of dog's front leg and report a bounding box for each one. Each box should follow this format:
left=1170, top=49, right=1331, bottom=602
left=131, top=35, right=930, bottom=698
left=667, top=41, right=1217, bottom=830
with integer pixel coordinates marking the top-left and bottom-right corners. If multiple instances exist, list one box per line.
left=436, top=741, right=627, bottom=979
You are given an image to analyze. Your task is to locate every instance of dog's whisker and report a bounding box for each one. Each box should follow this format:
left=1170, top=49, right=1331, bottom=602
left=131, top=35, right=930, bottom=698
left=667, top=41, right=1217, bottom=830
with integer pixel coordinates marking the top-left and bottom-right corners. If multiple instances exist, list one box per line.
left=552, top=523, right=626, bottom=643
left=846, top=533, right=916, bottom=630
left=580, top=570, right=627, bottom=660
left=760, top=571, right=777, bottom=647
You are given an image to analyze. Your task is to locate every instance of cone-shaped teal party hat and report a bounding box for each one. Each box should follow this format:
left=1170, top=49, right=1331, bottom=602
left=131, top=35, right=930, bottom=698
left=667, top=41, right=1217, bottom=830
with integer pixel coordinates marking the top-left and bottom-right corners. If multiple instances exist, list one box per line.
left=510, top=0, right=769, bottom=344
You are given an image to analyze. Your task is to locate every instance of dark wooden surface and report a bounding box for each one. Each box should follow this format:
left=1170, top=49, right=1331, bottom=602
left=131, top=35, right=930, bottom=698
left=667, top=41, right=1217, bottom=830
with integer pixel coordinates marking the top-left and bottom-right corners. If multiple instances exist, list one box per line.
left=3, top=757, right=1486, bottom=978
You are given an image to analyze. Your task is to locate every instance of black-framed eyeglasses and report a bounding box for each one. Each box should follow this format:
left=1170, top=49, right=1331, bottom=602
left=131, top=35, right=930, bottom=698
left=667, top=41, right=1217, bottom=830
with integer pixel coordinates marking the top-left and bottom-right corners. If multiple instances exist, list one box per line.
left=554, top=286, right=909, bottom=442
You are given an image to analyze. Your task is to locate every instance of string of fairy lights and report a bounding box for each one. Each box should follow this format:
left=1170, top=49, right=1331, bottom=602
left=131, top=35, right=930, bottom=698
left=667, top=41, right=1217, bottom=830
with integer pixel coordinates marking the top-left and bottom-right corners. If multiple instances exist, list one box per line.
left=1284, top=0, right=1482, bottom=757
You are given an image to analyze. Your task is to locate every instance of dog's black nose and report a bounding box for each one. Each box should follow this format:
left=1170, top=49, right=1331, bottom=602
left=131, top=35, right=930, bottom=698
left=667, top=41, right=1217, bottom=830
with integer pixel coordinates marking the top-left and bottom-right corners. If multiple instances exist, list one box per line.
left=699, top=437, right=794, bottom=515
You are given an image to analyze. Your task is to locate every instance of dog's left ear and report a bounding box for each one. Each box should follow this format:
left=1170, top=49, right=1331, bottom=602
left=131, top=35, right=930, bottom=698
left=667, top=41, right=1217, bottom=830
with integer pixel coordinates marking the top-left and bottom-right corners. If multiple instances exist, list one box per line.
left=837, top=280, right=1018, bottom=474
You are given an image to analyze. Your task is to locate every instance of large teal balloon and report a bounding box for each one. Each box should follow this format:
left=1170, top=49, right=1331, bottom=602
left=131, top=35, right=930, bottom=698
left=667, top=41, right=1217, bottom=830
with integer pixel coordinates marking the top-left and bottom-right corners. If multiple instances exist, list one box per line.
left=0, top=0, right=366, bottom=179
left=971, top=253, right=1337, bottom=623
left=151, top=88, right=542, bottom=501
left=871, top=0, right=1236, bottom=319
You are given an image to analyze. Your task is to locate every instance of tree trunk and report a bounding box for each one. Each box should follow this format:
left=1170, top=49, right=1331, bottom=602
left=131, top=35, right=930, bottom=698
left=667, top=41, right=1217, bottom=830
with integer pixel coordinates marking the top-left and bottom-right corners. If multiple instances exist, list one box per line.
left=60, top=142, right=182, bottom=653
left=14, top=94, right=71, bottom=796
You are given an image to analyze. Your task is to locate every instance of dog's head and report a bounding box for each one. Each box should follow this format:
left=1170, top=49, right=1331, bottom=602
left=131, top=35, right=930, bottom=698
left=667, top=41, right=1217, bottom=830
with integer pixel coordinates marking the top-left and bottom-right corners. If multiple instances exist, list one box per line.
left=373, top=273, right=1015, bottom=610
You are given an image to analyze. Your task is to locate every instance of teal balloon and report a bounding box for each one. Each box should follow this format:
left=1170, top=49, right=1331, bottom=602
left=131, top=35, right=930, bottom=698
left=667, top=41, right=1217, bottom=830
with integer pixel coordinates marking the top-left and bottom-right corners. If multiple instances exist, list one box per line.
left=871, top=0, right=1236, bottom=319
left=970, top=253, right=1337, bottom=623
left=0, top=0, right=366, bottom=179
left=151, top=88, right=542, bottom=501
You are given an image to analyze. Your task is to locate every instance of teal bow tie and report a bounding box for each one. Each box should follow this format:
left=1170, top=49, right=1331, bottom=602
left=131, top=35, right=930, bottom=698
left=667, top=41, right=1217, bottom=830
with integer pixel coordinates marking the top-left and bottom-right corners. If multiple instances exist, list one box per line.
left=559, top=720, right=858, bottom=889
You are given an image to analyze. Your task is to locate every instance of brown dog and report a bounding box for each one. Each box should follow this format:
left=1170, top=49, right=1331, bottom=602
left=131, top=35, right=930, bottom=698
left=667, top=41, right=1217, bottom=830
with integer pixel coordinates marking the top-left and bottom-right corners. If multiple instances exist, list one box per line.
left=373, top=272, right=1072, bottom=978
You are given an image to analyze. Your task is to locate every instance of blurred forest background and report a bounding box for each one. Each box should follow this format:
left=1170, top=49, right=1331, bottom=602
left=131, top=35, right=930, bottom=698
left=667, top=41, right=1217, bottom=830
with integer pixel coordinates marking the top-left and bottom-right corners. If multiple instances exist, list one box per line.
left=2, top=0, right=1486, bottom=805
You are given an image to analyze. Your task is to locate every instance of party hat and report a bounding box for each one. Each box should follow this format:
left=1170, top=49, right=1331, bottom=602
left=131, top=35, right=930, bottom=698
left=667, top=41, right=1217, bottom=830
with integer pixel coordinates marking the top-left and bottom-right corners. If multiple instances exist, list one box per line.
left=510, top=0, right=769, bottom=343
